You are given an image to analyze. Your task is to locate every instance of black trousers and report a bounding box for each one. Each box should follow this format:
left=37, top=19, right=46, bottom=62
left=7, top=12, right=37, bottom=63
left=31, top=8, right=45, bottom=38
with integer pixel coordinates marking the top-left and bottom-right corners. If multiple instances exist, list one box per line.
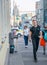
left=32, top=37, right=39, bottom=60
left=43, top=46, right=45, bottom=54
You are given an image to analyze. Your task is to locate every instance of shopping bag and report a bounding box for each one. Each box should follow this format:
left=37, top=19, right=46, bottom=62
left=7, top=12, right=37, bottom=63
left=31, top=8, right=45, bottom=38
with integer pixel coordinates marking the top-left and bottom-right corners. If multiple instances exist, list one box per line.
left=40, top=38, right=45, bottom=46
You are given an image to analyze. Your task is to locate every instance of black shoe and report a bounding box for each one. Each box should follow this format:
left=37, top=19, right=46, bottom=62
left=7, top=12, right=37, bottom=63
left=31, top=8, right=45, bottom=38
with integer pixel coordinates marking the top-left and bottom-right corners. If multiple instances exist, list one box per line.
left=15, top=51, right=17, bottom=53
left=34, top=58, right=37, bottom=63
left=34, top=60, right=37, bottom=63
left=43, top=52, right=45, bottom=55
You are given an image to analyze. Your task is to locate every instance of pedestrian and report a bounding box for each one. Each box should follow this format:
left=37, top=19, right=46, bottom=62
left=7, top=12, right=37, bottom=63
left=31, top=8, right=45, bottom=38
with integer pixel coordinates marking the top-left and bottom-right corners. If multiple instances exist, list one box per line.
left=9, top=30, right=14, bottom=53
left=9, top=30, right=14, bottom=46
left=30, top=20, right=40, bottom=62
left=39, top=30, right=45, bottom=55
left=42, top=27, right=47, bottom=55
left=13, top=30, right=18, bottom=52
left=23, top=25, right=29, bottom=48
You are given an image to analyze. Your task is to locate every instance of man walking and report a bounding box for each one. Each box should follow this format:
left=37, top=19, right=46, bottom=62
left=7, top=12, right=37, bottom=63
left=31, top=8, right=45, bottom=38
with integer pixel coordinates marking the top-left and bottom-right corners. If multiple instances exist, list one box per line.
left=30, top=20, right=40, bottom=62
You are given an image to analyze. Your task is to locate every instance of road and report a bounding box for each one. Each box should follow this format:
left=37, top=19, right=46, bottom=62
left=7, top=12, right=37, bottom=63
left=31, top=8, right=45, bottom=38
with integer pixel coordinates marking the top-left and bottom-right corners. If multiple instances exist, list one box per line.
left=8, top=36, right=47, bottom=65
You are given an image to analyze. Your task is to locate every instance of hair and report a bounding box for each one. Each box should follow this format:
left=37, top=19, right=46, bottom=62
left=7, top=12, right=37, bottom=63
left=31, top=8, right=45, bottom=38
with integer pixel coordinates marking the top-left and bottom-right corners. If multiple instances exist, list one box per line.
left=24, top=25, right=27, bottom=29
left=32, top=20, right=37, bottom=22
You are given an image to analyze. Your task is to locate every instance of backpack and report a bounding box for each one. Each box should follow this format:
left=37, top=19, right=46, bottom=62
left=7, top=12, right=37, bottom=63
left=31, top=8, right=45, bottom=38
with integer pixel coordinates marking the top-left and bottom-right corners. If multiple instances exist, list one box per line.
left=44, top=31, right=47, bottom=41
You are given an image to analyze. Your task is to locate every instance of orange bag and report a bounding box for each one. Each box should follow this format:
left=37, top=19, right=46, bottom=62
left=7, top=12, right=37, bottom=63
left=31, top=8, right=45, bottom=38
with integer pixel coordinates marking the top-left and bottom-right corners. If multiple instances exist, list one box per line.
left=40, top=38, right=45, bottom=46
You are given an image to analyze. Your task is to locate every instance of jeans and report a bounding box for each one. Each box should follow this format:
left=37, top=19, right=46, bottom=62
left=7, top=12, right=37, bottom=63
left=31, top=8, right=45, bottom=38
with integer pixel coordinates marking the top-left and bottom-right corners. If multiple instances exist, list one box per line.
left=24, top=36, right=28, bottom=46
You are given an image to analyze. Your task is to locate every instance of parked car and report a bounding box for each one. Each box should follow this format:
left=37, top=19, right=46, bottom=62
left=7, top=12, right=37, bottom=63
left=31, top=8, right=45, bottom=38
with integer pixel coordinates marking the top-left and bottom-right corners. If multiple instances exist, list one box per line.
left=17, top=28, right=23, bottom=37
left=11, top=26, right=23, bottom=38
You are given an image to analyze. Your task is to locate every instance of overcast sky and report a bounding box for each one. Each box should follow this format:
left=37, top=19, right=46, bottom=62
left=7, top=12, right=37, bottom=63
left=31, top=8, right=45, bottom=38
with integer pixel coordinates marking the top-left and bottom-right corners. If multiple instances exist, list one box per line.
left=11, top=0, right=40, bottom=15
left=15, top=0, right=40, bottom=11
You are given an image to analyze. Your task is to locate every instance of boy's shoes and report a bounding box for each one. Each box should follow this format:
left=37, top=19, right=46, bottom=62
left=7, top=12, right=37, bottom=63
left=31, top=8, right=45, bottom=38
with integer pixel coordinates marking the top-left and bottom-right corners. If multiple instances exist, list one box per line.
left=43, top=52, right=45, bottom=55
left=25, top=46, right=28, bottom=48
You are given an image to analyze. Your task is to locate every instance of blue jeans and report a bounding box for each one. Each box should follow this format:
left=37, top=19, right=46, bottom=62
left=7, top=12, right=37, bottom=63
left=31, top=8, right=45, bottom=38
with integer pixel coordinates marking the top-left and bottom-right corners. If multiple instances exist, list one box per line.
left=24, top=36, right=28, bottom=46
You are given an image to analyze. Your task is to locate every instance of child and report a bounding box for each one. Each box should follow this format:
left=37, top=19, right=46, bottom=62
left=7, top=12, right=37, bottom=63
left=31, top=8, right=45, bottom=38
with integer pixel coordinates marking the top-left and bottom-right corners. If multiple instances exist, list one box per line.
left=23, top=26, right=29, bottom=48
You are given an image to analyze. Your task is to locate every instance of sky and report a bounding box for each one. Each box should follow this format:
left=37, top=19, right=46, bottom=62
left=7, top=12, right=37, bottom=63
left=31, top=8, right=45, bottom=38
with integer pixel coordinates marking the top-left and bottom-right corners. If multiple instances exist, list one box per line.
left=11, top=0, right=40, bottom=15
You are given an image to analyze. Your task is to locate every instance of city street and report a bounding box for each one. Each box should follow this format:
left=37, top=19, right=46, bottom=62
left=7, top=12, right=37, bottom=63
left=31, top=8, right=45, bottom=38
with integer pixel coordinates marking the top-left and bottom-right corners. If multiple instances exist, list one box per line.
left=8, top=36, right=47, bottom=65
left=0, top=0, right=47, bottom=65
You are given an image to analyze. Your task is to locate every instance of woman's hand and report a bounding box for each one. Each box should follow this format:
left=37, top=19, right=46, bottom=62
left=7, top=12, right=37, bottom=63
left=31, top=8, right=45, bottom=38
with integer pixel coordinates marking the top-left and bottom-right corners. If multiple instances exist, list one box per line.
left=39, top=31, right=43, bottom=38
left=39, top=36, right=43, bottom=38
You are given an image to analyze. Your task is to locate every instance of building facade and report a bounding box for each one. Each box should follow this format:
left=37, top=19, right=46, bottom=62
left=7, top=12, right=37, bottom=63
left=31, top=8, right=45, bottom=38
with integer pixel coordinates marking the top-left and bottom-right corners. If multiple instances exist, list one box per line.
left=40, top=0, right=45, bottom=27
left=44, top=0, right=47, bottom=27
left=0, top=0, right=11, bottom=43
left=13, top=4, right=19, bottom=26
left=36, top=0, right=47, bottom=27
left=36, top=1, right=41, bottom=25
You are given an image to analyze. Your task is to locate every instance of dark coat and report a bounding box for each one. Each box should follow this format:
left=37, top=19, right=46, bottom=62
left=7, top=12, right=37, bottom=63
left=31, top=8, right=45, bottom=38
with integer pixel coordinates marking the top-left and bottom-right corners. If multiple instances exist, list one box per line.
left=9, top=32, right=14, bottom=45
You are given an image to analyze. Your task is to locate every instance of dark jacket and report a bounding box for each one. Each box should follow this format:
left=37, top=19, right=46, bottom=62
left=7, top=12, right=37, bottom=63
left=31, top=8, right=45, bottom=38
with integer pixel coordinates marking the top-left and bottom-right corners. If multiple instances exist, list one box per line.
left=9, top=32, right=14, bottom=45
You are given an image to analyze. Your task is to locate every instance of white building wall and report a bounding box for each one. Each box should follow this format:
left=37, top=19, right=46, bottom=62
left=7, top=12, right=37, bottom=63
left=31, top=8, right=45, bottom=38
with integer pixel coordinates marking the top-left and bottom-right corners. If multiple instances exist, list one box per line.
left=0, top=0, right=11, bottom=43
left=0, top=0, right=2, bottom=44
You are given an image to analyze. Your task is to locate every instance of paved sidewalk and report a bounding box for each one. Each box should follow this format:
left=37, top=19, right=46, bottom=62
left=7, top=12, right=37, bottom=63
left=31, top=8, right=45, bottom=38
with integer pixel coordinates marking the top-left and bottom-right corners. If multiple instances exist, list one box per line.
left=0, top=38, right=9, bottom=65
left=8, top=52, right=24, bottom=65
left=8, top=37, right=47, bottom=65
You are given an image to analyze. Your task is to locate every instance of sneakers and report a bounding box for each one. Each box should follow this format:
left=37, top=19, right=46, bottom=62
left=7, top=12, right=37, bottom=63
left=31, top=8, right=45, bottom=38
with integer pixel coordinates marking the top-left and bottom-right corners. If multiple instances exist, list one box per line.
left=25, top=46, right=28, bottom=48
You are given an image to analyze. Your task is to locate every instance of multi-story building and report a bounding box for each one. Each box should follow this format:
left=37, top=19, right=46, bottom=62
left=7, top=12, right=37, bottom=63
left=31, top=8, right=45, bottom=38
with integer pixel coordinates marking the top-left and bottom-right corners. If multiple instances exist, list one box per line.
left=13, top=4, right=19, bottom=26
left=0, top=0, right=11, bottom=43
left=43, top=0, right=47, bottom=27
left=36, top=1, right=41, bottom=26
left=0, top=1, right=11, bottom=64
left=39, top=0, right=45, bottom=27
left=36, top=0, right=47, bottom=27
left=0, top=0, right=2, bottom=44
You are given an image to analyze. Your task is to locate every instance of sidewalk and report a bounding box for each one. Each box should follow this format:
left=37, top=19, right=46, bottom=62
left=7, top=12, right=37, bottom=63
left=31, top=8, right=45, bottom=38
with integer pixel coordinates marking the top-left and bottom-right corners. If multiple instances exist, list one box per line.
left=0, top=38, right=9, bottom=65
left=8, top=37, right=47, bottom=65
left=8, top=52, right=24, bottom=65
